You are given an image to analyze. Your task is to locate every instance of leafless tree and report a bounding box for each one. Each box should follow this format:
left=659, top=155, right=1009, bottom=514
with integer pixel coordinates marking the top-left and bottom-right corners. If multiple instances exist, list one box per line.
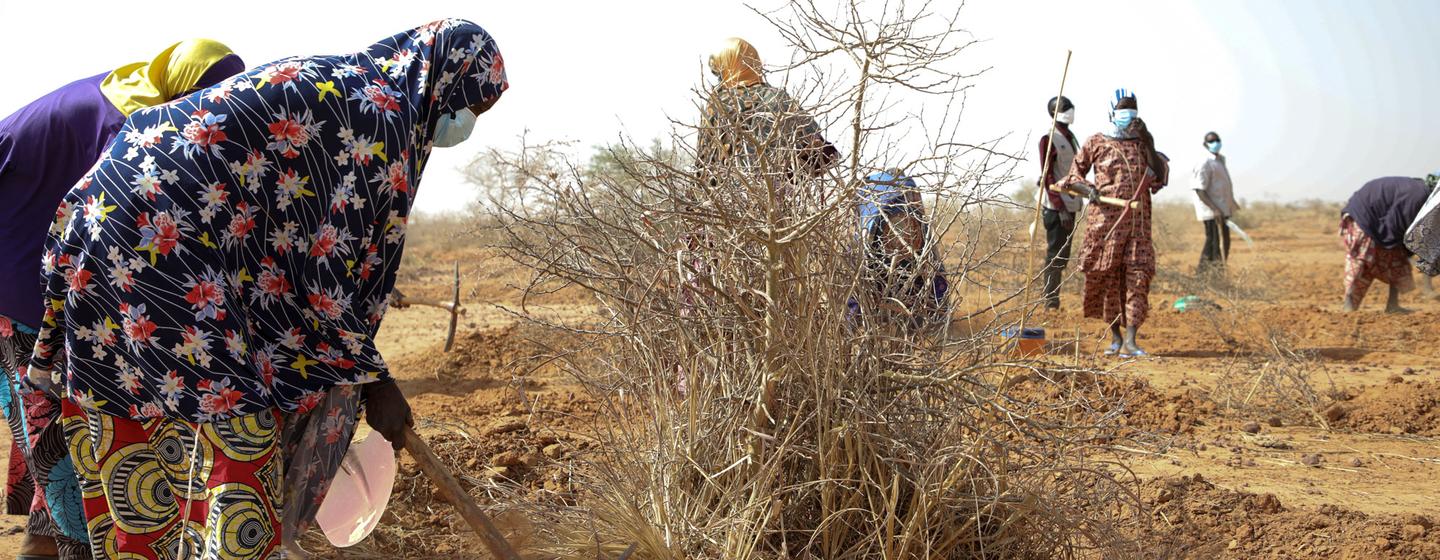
left=476, top=1, right=1147, bottom=557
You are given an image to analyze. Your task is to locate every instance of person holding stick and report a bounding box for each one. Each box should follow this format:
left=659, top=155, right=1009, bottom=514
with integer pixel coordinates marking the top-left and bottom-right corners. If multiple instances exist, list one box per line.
left=25, top=20, right=506, bottom=557
left=1038, top=96, right=1083, bottom=310
left=1056, top=89, right=1168, bottom=358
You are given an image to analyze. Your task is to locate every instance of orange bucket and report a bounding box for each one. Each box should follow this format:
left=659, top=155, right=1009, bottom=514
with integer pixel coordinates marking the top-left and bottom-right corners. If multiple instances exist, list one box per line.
left=999, top=327, right=1047, bottom=357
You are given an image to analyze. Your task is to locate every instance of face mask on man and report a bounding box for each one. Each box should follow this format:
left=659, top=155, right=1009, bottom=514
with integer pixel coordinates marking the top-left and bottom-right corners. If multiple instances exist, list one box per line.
left=1206, top=140, right=1222, bottom=154
left=1111, top=109, right=1137, bottom=130
left=433, top=108, right=478, bottom=148
left=1056, top=108, right=1075, bottom=125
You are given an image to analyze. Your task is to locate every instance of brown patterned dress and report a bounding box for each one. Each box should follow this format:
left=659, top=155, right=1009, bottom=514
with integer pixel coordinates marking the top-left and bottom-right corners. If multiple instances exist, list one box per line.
left=1063, top=133, right=1161, bottom=328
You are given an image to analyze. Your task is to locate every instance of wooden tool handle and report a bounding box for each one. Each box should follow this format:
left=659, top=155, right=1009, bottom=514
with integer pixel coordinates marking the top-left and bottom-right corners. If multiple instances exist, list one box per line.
left=1047, top=183, right=1141, bottom=209
left=403, top=428, right=522, bottom=560
left=395, top=298, right=465, bottom=313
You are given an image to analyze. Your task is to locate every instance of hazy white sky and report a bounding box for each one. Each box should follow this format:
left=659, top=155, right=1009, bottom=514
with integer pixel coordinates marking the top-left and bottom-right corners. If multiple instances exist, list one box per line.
left=3, top=0, right=1438, bottom=213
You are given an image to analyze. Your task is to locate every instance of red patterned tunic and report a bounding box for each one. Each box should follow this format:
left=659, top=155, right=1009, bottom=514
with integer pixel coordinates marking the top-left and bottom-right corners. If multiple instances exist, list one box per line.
left=1063, top=134, right=1161, bottom=328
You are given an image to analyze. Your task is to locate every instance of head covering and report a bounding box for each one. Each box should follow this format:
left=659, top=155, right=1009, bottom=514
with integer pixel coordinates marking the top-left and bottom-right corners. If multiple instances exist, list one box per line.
left=1047, top=96, right=1073, bottom=116
left=709, top=37, right=764, bottom=88
left=30, top=19, right=507, bottom=422
left=1111, top=88, right=1137, bottom=111
left=1104, top=88, right=1139, bottom=139
left=860, top=169, right=921, bottom=233
left=100, top=39, right=245, bottom=116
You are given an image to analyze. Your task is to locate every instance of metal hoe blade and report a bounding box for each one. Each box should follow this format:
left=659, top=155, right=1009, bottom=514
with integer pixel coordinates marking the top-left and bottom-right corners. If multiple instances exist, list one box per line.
left=445, top=260, right=461, bottom=352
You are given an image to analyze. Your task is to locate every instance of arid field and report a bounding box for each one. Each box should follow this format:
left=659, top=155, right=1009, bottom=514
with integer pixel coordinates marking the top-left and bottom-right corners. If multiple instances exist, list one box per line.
left=3, top=201, right=1438, bottom=559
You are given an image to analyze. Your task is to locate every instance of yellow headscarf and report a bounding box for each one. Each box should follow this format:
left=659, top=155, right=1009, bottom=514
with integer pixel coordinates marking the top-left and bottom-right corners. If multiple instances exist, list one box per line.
left=100, top=39, right=238, bottom=116
left=708, top=37, right=764, bottom=88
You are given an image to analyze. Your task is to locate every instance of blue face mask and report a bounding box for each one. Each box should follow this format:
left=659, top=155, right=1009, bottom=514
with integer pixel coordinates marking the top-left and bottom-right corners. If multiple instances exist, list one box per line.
left=433, top=108, right=478, bottom=148
left=1111, top=109, right=1137, bottom=130
left=1206, top=140, right=1222, bottom=154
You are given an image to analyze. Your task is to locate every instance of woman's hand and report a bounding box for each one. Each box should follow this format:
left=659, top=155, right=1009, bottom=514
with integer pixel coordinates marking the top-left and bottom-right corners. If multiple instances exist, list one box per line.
left=364, top=379, right=414, bottom=450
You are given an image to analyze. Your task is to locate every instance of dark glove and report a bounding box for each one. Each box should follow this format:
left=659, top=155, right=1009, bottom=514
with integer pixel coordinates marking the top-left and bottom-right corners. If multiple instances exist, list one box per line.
left=363, top=379, right=414, bottom=450
left=1059, top=211, right=1075, bottom=228
left=389, top=288, right=410, bottom=309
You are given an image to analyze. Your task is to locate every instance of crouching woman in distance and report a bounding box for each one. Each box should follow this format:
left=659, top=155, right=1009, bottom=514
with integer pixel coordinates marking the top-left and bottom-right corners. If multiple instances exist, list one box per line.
left=27, top=19, right=506, bottom=559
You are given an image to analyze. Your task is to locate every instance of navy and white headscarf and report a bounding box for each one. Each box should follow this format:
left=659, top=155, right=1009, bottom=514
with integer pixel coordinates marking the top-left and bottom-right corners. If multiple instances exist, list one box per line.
left=31, top=19, right=508, bottom=422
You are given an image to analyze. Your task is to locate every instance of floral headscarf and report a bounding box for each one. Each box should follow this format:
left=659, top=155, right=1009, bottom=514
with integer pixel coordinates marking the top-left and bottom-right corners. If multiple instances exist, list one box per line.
left=31, top=19, right=508, bottom=422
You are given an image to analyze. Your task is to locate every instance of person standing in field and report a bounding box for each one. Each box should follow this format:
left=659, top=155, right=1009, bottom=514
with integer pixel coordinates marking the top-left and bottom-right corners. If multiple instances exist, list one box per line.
left=0, top=39, right=244, bottom=560
left=1038, top=96, right=1084, bottom=310
left=1339, top=176, right=1433, bottom=312
left=1192, top=131, right=1238, bottom=273
left=683, top=37, right=839, bottom=315
left=1060, top=89, right=1168, bottom=358
left=696, top=37, right=839, bottom=185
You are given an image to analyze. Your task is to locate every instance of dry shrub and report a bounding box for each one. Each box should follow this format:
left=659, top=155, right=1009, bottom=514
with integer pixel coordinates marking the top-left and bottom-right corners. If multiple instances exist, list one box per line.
left=1151, top=200, right=1200, bottom=255
left=1208, top=328, right=1338, bottom=429
left=1157, top=266, right=1339, bottom=428
left=481, top=1, right=1146, bottom=557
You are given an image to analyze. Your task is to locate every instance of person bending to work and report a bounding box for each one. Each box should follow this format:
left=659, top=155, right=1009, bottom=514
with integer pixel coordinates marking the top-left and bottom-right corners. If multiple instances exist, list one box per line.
left=0, top=39, right=244, bottom=560
left=1339, top=176, right=1432, bottom=312
left=850, top=169, right=950, bottom=331
left=1059, top=89, right=1168, bottom=358
left=26, top=19, right=506, bottom=558
left=1038, top=96, right=1084, bottom=309
left=1404, top=172, right=1440, bottom=299
left=1193, top=131, right=1238, bottom=273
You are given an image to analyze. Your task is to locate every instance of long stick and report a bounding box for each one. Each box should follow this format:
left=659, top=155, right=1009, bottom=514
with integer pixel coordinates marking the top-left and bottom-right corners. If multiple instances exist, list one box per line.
left=403, top=428, right=522, bottom=560
left=1046, top=183, right=1140, bottom=209
left=1023, top=51, right=1073, bottom=322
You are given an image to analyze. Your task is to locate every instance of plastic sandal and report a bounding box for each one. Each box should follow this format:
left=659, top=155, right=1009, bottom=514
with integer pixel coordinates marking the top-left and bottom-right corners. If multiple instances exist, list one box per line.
left=1119, top=349, right=1150, bottom=359
left=1102, top=342, right=1121, bottom=356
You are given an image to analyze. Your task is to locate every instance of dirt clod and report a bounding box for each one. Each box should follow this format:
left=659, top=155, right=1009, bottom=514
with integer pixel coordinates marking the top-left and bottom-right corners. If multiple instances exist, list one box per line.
left=1241, top=421, right=1261, bottom=434
left=486, top=418, right=526, bottom=436
left=491, top=450, right=525, bottom=467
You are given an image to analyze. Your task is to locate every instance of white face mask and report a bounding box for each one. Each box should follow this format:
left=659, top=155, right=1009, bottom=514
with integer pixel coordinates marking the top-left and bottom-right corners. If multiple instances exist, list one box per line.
left=432, top=108, right=478, bottom=148
left=1055, top=108, right=1075, bottom=125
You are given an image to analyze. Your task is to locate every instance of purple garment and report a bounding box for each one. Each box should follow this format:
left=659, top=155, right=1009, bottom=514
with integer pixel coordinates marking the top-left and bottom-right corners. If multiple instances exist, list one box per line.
left=0, top=56, right=247, bottom=327
left=1342, top=177, right=1431, bottom=250
left=0, top=73, right=125, bottom=326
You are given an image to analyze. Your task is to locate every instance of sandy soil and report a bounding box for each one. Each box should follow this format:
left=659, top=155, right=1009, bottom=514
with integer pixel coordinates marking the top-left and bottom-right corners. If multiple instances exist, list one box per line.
left=2, top=209, right=1438, bottom=558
